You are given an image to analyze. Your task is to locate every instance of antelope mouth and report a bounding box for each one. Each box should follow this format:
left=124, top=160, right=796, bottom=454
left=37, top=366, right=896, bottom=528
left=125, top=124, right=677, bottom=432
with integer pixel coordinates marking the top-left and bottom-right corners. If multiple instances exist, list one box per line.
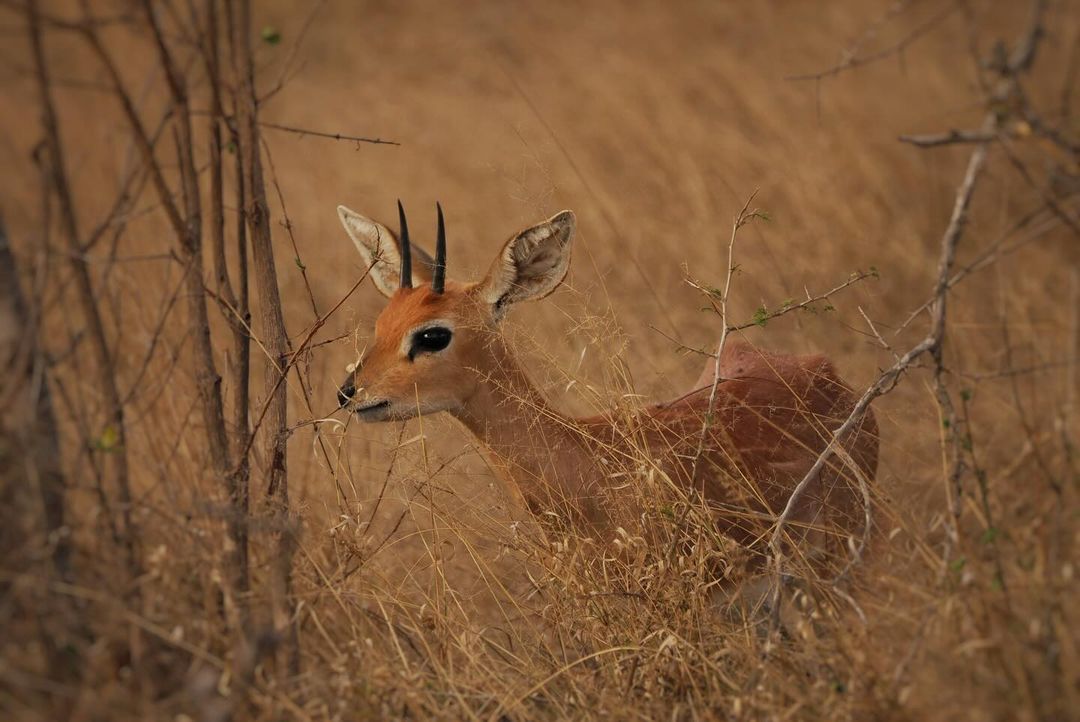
left=352, top=399, right=390, bottom=419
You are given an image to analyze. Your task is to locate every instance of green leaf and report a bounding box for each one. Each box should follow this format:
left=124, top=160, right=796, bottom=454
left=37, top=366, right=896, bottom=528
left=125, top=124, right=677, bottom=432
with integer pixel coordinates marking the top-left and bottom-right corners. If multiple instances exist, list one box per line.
left=261, top=25, right=282, bottom=45
left=980, top=526, right=998, bottom=544
left=94, top=425, right=120, bottom=453
left=950, top=556, right=966, bottom=571
left=751, top=306, right=769, bottom=327
left=294, top=257, right=306, bottom=271
left=225, top=140, right=237, bottom=154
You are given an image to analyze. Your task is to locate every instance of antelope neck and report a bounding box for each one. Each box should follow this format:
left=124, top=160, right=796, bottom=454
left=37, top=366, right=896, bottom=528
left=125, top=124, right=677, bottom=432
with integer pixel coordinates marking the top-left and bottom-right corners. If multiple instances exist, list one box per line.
left=447, top=331, right=604, bottom=523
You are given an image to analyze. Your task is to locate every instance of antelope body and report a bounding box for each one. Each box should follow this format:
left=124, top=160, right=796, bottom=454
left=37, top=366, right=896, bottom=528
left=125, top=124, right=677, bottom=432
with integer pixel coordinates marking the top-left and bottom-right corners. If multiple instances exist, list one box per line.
left=336, top=204, right=878, bottom=562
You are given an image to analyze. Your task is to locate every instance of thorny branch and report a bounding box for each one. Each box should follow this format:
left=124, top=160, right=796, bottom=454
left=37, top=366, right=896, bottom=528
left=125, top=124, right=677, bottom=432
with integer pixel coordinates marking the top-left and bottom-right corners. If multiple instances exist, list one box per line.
left=694, top=192, right=758, bottom=470
left=662, top=193, right=760, bottom=568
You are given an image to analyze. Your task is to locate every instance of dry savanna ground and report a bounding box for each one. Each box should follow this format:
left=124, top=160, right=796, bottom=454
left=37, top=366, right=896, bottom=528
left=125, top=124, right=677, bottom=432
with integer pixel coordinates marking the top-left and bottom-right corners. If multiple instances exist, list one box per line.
left=1, top=0, right=1077, bottom=720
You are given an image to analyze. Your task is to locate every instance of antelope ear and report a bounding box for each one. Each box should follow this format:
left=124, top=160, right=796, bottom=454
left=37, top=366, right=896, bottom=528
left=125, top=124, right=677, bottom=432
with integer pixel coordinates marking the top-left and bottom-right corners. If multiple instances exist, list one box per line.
left=337, top=205, right=434, bottom=297
left=477, top=210, right=575, bottom=319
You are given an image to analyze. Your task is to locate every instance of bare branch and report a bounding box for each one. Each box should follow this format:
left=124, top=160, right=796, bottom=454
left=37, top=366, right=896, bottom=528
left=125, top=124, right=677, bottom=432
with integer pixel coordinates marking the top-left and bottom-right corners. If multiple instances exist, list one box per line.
left=786, top=1, right=960, bottom=82
left=997, top=135, right=1080, bottom=237
left=895, top=201, right=1068, bottom=334
left=1007, top=0, right=1046, bottom=73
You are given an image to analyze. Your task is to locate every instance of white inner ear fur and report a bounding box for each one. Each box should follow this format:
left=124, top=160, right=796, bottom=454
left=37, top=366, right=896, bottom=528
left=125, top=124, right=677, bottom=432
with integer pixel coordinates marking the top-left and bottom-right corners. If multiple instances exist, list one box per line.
left=399, top=319, right=456, bottom=357
left=482, top=210, right=575, bottom=317
left=337, top=205, right=400, bottom=298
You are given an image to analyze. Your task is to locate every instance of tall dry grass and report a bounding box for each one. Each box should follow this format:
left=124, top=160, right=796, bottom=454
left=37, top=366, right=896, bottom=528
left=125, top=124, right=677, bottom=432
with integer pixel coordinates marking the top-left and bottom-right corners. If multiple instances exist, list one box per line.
left=1, top=0, right=1077, bottom=720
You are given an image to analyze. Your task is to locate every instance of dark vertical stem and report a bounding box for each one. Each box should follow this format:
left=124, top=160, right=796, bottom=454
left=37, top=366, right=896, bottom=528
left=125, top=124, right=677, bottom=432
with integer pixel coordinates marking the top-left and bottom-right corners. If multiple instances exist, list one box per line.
left=233, top=135, right=252, bottom=579
left=228, top=0, right=298, bottom=676
left=204, top=0, right=250, bottom=610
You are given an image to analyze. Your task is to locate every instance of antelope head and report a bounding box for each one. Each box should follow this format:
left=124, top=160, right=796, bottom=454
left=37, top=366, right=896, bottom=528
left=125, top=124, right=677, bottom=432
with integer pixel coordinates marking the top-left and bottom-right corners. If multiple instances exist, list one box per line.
left=336, top=202, right=575, bottom=421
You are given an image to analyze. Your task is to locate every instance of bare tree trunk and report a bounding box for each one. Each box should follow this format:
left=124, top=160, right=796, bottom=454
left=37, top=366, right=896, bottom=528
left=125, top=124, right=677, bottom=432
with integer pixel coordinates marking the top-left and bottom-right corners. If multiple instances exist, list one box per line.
left=228, top=0, right=298, bottom=676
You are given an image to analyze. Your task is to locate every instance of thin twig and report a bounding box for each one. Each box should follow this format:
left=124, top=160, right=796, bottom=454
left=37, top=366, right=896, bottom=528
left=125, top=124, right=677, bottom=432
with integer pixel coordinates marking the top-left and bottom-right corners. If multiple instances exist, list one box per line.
left=894, top=201, right=1067, bottom=334
left=259, top=120, right=400, bottom=147
left=786, top=1, right=960, bottom=82
left=693, top=192, right=759, bottom=473
left=647, top=324, right=715, bottom=358
left=727, top=270, right=875, bottom=332
left=663, top=193, right=759, bottom=568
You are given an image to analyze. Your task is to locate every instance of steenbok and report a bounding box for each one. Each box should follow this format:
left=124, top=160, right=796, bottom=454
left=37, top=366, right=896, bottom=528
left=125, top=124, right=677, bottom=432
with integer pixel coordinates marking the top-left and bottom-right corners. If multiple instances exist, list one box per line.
left=335, top=203, right=878, bottom=567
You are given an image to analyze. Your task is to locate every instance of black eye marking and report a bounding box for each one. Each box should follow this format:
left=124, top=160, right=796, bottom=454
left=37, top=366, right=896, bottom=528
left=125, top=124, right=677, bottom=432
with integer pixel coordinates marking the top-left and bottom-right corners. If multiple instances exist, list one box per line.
left=408, top=326, right=452, bottom=360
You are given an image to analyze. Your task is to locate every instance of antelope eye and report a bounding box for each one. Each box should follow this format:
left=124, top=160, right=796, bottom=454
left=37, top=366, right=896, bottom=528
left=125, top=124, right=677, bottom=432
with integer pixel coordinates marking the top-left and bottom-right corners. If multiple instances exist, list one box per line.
left=409, top=327, right=452, bottom=359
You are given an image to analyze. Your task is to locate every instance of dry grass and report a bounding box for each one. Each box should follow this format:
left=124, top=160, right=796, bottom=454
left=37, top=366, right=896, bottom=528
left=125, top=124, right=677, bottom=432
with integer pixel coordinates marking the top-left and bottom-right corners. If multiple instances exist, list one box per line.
left=1, top=0, right=1077, bottom=720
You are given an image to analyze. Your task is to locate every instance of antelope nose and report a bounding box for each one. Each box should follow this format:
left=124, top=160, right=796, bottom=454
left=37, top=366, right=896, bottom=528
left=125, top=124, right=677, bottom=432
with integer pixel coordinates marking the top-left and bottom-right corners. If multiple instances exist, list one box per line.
left=337, top=377, right=356, bottom=408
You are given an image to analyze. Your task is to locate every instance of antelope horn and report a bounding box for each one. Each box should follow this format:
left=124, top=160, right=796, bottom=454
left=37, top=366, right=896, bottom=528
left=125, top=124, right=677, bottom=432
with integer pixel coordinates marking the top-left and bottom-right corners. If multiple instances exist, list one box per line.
left=432, top=202, right=446, bottom=294
left=397, top=199, right=412, bottom=289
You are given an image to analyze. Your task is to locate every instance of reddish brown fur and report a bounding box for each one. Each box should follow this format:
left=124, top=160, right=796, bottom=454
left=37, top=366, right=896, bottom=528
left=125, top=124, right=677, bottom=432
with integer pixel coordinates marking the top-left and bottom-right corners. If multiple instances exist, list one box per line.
left=346, top=281, right=878, bottom=564
left=629, top=344, right=878, bottom=556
